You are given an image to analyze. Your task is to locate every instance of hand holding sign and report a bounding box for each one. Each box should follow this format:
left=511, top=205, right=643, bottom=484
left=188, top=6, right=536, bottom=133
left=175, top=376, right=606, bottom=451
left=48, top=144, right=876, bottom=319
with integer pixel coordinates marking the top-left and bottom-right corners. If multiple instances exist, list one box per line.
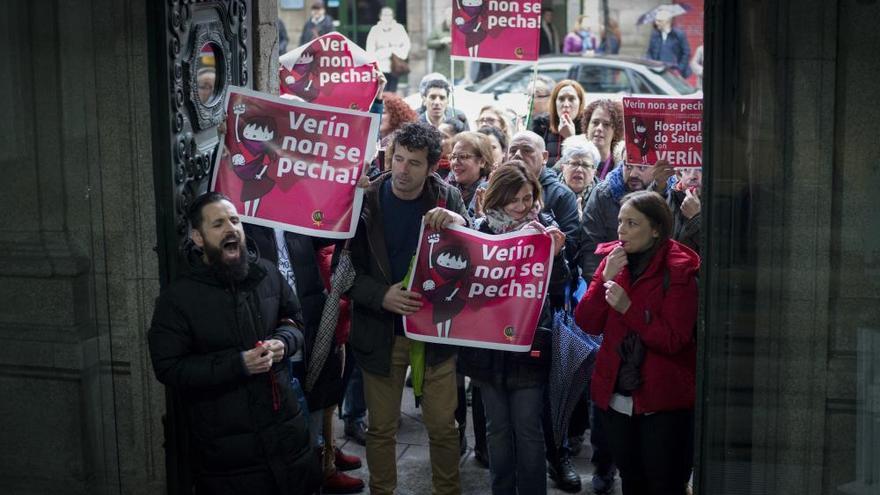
left=424, top=207, right=467, bottom=231
left=651, top=159, right=675, bottom=192
left=544, top=225, right=566, bottom=256
left=383, top=282, right=423, bottom=315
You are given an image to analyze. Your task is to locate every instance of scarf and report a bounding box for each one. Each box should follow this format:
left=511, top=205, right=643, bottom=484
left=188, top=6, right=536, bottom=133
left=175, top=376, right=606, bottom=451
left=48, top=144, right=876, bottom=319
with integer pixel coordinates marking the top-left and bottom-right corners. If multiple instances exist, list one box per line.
left=483, top=202, right=541, bottom=234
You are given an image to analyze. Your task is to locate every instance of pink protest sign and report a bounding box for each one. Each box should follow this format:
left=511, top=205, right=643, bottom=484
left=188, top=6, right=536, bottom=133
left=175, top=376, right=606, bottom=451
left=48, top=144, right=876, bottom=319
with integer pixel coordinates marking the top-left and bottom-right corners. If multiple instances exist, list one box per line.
left=279, top=32, right=380, bottom=111
left=450, top=0, right=541, bottom=64
left=623, top=96, right=703, bottom=168
left=211, top=86, right=379, bottom=238
left=404, top=222, right=554, bottom=352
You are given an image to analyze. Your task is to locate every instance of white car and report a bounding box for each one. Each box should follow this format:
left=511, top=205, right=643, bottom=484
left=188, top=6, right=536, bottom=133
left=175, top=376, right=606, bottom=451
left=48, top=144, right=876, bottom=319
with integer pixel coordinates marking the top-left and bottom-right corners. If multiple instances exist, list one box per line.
left=416, top=55, right=699, bottom=130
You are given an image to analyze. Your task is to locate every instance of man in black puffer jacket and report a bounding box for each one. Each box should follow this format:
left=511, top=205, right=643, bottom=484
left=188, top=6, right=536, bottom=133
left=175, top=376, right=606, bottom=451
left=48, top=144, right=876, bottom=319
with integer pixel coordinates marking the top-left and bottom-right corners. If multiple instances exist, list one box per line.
left=149, top=192, right=321, bottom=494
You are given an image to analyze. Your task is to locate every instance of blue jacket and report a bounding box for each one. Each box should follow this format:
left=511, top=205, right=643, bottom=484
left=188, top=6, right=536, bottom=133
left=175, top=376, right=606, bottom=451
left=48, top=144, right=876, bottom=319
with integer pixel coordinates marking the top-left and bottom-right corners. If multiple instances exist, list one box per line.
left=646, top=28, right=692, bottom=78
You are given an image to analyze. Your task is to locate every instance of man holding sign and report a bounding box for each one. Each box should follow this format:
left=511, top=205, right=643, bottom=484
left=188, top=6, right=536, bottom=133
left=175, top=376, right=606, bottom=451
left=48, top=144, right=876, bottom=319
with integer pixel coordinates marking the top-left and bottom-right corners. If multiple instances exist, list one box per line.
left=347, top=122, right=469, bottom=495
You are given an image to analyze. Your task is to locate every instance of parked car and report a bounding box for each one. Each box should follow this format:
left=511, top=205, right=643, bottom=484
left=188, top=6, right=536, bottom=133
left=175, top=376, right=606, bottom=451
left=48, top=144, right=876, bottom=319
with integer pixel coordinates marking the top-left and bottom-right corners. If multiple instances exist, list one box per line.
left=406, top=55, right=699, bottom=130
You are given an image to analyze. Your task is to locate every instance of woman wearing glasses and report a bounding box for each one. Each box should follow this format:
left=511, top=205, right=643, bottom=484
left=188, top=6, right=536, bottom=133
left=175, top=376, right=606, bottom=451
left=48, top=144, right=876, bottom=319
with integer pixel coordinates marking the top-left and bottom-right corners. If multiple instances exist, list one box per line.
left=476, top=106, right=511, bottom=139
left=447, top=131, right=495, bottom=218
left=531, top=79, right=587, bottom=169
left=555, top=136, right=602, bottom=220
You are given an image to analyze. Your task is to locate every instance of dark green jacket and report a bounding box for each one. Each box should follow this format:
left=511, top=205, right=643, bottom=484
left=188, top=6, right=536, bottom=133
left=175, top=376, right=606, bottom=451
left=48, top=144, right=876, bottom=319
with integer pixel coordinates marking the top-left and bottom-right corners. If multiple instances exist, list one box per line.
left=347, top=171, right=469, bottom=376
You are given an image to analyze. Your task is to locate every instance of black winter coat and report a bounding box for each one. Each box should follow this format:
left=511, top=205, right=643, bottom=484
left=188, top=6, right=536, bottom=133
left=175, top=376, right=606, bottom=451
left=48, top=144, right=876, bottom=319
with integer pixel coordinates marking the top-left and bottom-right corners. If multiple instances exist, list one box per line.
left=539, top=167, right=582, bottom=273
left=458, top=213, right=571, bottom=390
left=148, top=253, right=321, bottom=494
left=244, top=224, right=344, bottom=412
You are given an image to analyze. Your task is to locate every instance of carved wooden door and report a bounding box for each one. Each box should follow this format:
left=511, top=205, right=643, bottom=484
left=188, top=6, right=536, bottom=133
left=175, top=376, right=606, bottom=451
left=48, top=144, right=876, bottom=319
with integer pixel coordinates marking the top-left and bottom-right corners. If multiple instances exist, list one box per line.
left=146, top=1, right=253, bottom=492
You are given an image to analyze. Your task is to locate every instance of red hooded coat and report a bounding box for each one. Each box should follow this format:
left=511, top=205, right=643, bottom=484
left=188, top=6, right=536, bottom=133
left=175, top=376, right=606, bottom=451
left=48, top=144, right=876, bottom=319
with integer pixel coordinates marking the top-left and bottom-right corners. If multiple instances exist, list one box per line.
left=574, top=239, right=700, bottom=414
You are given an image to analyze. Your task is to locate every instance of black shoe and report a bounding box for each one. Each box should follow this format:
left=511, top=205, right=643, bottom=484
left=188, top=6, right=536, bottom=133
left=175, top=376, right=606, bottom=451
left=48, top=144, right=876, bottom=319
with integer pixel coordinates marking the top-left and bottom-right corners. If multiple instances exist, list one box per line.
left=344, top=421, right=367, bottom=446
left=591, top=466, right=616, bottom=494
left=549, top=455, right=582, bottom=493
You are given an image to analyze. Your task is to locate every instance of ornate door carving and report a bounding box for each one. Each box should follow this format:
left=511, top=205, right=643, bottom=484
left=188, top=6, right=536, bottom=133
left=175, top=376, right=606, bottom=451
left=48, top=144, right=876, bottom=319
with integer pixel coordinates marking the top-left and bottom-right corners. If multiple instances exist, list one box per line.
left=149, top=0, right=253, bottom=286
left=147, top=1, right=253, bottom=492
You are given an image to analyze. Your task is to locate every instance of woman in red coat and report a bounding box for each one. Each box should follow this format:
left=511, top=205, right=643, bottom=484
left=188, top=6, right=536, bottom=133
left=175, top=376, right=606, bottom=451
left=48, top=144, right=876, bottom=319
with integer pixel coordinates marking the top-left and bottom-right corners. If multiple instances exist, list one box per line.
left=574, top=190, right=699, bottom=495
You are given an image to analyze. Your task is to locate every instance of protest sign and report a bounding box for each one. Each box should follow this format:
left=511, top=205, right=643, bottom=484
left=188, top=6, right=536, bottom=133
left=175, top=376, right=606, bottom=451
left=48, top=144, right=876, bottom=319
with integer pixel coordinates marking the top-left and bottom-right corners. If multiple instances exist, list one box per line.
left=450, top=0, right=541, bottom=64
left=279, top=32, right=380, bottom=111
left=623, top=96, right=703, bottom=167
left=404, top=222, right=554, bottom=352
left=211, top=86, right=379, bottom=238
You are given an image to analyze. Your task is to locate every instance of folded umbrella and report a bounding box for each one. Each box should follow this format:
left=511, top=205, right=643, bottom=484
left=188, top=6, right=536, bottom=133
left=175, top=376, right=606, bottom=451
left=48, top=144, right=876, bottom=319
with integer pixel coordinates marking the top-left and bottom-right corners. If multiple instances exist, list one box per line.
left=305, top=242, right=356, bottom=392
left=548, top=309, right=602, bottom=448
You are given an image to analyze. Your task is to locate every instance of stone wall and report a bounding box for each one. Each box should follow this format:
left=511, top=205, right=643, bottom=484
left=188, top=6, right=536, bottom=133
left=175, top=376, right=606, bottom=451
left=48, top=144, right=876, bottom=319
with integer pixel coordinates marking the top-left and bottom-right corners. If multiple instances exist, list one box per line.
left=0, top=0, right=163, bottom=493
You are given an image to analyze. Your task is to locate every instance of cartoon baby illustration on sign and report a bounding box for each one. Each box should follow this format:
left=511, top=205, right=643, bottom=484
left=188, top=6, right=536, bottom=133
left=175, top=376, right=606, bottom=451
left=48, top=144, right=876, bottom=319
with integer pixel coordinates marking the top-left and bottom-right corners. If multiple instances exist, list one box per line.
left=630, top=116, right=653, bottom=163
left=455, top=0, right=488, bottom=57
left=281, top=51, right=320, bottom=102
left=230, top=104, right=277, bottom=217
left=422, top=233, right=471, bottom=338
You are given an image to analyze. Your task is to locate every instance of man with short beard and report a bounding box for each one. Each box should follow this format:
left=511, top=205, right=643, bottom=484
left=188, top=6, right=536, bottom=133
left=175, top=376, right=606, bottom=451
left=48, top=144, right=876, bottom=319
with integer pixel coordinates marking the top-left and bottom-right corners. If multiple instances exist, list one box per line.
left=348, top=122, right=468, bottom=495
left=149, top=192, right=320, bottom=494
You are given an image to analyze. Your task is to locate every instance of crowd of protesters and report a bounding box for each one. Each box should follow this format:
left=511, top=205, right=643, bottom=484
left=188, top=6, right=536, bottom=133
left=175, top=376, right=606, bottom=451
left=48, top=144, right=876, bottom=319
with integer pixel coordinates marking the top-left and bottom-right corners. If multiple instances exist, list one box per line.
left=148, top=6, right=701, bottom=495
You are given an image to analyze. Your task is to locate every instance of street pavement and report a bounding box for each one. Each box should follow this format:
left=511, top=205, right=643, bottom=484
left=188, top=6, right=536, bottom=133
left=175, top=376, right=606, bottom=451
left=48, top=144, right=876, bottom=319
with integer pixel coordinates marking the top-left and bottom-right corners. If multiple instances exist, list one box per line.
left=330, top=384, right=623, bottom=494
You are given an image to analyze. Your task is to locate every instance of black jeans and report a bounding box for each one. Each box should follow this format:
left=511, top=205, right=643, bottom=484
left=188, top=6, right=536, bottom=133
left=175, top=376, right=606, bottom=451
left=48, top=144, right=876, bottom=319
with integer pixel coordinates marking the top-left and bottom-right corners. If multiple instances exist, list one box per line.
left=601, top=407, right=694, bottom=495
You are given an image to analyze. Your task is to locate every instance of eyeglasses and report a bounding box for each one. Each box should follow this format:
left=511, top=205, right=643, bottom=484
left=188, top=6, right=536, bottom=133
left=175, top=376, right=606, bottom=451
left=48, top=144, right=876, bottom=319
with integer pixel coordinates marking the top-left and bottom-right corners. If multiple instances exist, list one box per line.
left=565, top=161, right=596, bottom=170
left=449, top=153, right=477, bottom=161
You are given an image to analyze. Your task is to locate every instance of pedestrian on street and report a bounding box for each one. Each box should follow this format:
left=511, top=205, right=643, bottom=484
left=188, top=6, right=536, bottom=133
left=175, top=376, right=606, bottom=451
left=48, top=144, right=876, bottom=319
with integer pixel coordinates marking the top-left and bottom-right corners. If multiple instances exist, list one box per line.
left=539, top=6, right=560, bottom=55
left=575, top=191, right=699, bottom=495
left=366, top=7, right=411, bottom=93
left=646, top=10, right=692, bottom=78
left=299, top=1, right=334, bottom=46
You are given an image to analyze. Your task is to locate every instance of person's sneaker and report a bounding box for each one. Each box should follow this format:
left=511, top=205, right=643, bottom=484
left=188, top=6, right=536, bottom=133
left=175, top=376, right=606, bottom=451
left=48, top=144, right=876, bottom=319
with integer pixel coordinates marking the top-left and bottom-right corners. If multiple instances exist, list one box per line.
left=591, top=468, right=616, bottom=494
left=322, top=471, right=365, bottom=494
left=548, top=455, right=582, bottom=493
left=343, top=421, right=367, bottom=446
left=334, top=447, right=362, bottom=471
